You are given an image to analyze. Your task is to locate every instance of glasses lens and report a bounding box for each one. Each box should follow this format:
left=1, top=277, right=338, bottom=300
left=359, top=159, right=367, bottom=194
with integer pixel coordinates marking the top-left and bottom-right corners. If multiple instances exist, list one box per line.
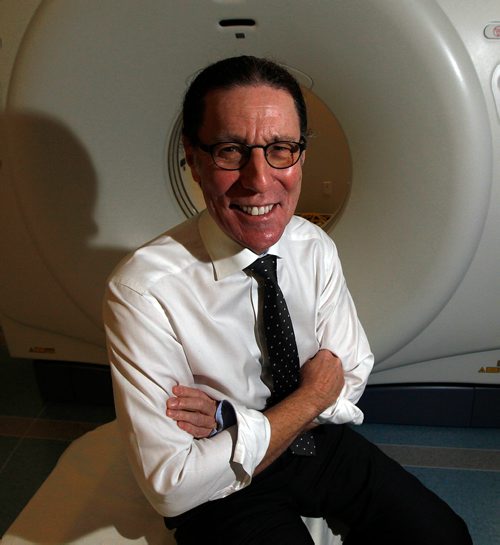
left=212, top=143, right=247, bottom=169
left=265, top=142, right=301, bottom=168
left=209, top=141, right=303, bottom=170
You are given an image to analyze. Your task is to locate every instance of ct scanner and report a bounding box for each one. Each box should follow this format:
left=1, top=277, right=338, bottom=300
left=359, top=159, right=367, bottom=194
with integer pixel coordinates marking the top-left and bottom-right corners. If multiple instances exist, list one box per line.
left=1, top=1, right=499, bottom=424
left=0, top=2, right=499, bottom=544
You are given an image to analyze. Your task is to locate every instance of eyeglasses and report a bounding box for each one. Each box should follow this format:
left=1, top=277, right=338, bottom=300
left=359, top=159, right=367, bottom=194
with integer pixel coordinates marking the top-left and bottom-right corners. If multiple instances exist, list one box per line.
left=196, top=140, right=306, bottom=170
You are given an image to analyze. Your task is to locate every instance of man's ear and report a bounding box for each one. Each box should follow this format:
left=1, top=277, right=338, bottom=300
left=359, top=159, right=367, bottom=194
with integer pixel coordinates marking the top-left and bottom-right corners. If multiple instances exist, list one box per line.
left=182, top=136, right=202, bottom=184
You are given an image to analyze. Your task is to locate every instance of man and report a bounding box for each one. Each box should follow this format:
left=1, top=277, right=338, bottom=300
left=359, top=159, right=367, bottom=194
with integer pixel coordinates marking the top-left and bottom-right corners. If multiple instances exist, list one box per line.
left=104, top=56, right=471, bottom=544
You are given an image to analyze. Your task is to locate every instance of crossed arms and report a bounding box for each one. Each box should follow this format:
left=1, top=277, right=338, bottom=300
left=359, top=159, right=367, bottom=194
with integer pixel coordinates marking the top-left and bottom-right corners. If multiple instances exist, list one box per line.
left=167, top=348, right=344, bottom=474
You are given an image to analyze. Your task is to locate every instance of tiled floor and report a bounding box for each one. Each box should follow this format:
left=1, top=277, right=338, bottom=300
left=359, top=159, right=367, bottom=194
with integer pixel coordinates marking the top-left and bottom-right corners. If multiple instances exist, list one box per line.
left=356, top=424, right=500, bottom=545
left=1, top=338, right=499, bottom=543
left=0, top=342, right=115, bottom=537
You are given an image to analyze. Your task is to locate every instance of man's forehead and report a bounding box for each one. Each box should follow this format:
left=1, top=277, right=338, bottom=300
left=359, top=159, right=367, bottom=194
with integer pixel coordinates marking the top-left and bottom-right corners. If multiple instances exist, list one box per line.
left=208, top=131, right=300, bottom=143
left=203, top=84, right=295, bottom=107
left=200, top=85, right=300, bottom=137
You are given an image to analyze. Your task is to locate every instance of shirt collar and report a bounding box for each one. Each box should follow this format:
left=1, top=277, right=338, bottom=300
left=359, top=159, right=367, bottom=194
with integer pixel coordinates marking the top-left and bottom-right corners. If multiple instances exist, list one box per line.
left=198, top=210, right=283, bottom=280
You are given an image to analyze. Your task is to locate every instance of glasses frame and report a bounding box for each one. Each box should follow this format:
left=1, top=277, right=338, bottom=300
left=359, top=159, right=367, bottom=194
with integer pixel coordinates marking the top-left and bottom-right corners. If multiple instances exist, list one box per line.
left=196, top=139, right=307, bottom=171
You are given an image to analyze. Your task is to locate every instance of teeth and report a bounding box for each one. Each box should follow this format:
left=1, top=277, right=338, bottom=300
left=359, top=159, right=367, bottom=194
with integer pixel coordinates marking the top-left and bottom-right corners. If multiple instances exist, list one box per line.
left=240, top=204, right=274, bottom=216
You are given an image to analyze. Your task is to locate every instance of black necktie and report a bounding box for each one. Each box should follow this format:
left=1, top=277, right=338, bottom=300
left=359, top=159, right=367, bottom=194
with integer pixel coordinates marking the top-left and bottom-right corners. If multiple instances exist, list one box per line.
left=246, top=255, right=316, bottom=456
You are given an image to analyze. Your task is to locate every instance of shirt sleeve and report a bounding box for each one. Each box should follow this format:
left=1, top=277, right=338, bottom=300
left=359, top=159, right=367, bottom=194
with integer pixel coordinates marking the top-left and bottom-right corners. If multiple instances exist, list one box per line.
left=315, top=240, right=374, bottom=425
left=103, top=279, right=270, bottom=517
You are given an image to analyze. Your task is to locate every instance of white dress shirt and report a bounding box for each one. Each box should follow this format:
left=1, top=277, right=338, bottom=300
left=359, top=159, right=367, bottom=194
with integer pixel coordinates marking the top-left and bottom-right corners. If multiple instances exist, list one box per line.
left=103, top=210, right=374, bottom=517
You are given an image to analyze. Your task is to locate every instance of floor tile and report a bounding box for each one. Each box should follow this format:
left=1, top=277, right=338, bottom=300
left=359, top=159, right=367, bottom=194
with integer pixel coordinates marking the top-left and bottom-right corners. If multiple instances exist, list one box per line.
left=41, top=401, right=116, bottom=424
left=0, top=347, right=44, bottom=418
left=0, top=417, right=33, bottom=439
left=0, top=437, right=69, bottom=536
left=25, top=418, right=99, bottom=441
left=407, top=467, right=500, bottom=545
left=0, top=437, right=19, bottom=469
left=379, top=444, right=500, bottom=471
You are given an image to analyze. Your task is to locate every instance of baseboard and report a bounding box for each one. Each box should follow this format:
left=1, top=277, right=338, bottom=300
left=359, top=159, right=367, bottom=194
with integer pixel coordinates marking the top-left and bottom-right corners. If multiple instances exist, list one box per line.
left=358, top=384, right=500, bottom=427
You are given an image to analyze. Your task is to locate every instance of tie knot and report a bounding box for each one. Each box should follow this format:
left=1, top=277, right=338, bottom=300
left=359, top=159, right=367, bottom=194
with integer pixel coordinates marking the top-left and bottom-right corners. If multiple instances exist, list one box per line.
left=246, top=255, right=277, bottom=283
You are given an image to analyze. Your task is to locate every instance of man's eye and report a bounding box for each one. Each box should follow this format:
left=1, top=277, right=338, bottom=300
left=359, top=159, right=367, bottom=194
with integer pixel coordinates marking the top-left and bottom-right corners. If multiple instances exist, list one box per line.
left=217, top=144, right=243, bottom=156
left=269, top=143, right=295, bottom=154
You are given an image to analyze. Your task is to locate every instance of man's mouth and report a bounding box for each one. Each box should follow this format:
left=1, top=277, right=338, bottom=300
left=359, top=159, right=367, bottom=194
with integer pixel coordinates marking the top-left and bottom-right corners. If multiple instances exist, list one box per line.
left=236, top=204, right=275, bottom=216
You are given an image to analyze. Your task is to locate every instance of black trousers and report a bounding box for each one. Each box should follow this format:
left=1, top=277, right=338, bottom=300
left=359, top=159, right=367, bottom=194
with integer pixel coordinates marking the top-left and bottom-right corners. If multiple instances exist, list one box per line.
left=167, top=425, right=472, bottom=545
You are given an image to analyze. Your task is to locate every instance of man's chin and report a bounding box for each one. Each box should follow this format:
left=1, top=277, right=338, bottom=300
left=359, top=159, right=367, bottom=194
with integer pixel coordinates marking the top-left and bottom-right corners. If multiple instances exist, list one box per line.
left=237, top=228, right=285, bottom=255
left=216, top=208, right=291, bottom=253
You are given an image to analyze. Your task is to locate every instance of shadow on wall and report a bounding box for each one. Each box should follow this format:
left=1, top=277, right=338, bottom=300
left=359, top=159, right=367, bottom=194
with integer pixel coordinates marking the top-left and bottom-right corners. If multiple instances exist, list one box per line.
left=0, top=111, right=130, bottom=348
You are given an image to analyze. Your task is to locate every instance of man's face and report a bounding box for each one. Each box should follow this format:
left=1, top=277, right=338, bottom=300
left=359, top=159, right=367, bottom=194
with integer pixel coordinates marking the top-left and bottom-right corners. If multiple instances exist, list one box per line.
left=184, top=84, right=304, bottom=255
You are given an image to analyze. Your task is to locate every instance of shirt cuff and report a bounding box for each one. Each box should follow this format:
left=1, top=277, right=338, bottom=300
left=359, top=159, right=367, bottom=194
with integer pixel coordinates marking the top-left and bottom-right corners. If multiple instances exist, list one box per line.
left=316, top=385, right=365, bottom=425
left=231, top=404, right=271, bottom=477
left=210, top=400, right=237, bottom=437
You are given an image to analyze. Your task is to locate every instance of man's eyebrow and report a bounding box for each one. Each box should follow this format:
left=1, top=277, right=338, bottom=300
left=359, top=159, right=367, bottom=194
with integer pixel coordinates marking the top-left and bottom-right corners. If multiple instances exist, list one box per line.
left=269, top=134, right=300, bottom=142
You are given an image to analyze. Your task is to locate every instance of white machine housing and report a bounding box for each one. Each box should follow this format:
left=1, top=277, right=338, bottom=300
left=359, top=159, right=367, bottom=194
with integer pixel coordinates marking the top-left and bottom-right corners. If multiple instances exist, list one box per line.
left=0, top=1, right=499, bottom=409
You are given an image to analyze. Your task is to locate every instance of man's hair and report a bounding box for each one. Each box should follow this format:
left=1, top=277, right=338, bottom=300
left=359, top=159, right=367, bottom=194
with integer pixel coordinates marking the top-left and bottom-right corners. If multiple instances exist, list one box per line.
left=182, top=55, right=307, bottom=144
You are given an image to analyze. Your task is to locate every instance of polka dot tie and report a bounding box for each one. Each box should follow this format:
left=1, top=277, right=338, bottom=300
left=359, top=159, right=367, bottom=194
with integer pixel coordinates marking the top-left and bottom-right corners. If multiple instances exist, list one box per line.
left=246, top=255, right=316, bottom=456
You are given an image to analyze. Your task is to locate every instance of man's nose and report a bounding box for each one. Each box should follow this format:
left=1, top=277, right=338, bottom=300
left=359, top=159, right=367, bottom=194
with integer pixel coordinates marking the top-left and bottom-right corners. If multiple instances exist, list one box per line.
left=240, top=148, right=273, bottom=191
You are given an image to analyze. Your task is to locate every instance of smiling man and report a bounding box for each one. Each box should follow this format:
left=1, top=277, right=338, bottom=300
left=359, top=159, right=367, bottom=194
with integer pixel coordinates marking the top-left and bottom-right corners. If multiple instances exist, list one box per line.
left=184, top=84, right=303, bottom=255
left=103, top=56, right=471, bottom=545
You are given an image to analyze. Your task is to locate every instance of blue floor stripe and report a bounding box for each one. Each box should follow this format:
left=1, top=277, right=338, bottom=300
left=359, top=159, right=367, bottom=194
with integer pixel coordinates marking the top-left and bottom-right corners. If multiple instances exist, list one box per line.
left=407, top=466, right=500, bottom=545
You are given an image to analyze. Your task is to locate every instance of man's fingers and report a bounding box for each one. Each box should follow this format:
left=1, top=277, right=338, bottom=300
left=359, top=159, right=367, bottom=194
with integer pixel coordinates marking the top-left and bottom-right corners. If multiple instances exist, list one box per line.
left=167, top=395, right=209, bottom=412
left=169, top=406, right=216, bottom=439
left=167, top=407, right=216, bottom=428
left=166, top=385, right=219, bottom=438
left=169, top=385, right=217, bottom=416
left=172, top=385, right=212, bottom=401
left=176, top=420, right=214, bottom=439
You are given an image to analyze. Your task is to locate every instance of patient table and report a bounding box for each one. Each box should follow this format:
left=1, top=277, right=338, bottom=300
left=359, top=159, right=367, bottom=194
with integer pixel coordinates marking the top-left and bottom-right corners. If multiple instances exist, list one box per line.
left=2, top=421, right=340, bottom=544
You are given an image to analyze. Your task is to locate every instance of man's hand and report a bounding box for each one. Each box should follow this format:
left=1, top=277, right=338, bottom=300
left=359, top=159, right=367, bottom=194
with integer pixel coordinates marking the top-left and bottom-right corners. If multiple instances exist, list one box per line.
left=255, top=349, right=344, bottom=474
left=299, top=349, right=345, bottom=415
left=167, top=385, right=218, bottom=438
